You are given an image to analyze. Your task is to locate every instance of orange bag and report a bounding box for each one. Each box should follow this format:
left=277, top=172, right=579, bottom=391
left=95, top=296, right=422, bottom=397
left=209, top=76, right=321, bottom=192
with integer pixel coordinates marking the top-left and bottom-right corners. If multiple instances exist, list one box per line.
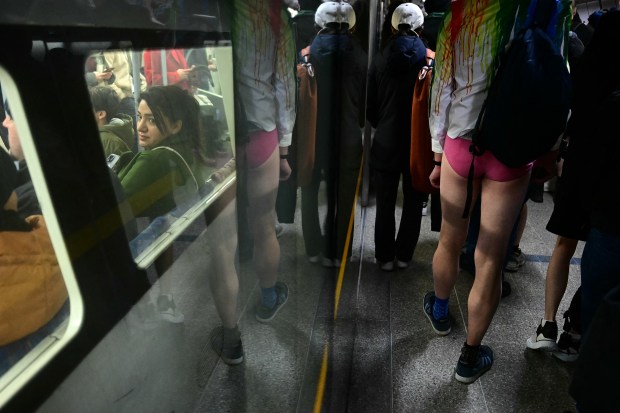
left=409, top=49, right=438, bottom=194
left=0, top=215, right=68, bottom=345
left=295, top=46, right=318, bottom=188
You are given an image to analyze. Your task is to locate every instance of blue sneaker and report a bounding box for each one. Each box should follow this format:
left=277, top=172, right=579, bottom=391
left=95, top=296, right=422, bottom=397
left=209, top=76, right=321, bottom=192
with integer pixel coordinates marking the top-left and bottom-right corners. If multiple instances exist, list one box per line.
left=423, top=291, right=452, bottom=336
left=256, top=281, right=289, bottom=323
left=455, top=344, right=494, bottom=384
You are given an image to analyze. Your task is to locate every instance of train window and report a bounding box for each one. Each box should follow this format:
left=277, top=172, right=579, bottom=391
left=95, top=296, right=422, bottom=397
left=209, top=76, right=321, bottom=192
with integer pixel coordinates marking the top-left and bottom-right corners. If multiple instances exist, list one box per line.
left=0, top=71, right=82, bottom=406
left=84, top=45, right=235, bottom=269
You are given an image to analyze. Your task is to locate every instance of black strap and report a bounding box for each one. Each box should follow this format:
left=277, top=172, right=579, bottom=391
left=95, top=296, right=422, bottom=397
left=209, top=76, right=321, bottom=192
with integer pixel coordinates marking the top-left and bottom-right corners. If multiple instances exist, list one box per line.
left=462, top=145, right=478, bottom=218
left=462, top=98, right=487, bottom=218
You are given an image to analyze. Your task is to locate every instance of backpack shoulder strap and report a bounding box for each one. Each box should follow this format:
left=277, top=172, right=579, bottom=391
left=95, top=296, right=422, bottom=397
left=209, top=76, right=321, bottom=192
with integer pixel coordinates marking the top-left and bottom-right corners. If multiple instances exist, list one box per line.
left=151, top=146, right=199, bottom=193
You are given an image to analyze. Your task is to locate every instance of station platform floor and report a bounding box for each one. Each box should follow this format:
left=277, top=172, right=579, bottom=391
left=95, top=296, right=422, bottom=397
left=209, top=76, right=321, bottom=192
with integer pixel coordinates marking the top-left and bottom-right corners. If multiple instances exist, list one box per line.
left=198, top=186, right=582, bottom=413
left=37, top=184, right=581, bottom=413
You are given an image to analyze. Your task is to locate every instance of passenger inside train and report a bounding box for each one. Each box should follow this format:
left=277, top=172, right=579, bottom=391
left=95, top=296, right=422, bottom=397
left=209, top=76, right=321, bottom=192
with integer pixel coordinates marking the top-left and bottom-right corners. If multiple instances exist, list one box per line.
left=0, top=1, right=619, bottom=413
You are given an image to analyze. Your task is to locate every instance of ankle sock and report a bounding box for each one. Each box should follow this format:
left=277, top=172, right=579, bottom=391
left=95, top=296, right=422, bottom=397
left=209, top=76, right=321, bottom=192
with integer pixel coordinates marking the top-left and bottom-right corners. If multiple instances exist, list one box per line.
left=433, top=296, right=449, bottom=320
left=460, top=342, right=481, bottom=365
left=223, top=325, right=241, bottom=346
left=261, top=286, right=277, bottom=309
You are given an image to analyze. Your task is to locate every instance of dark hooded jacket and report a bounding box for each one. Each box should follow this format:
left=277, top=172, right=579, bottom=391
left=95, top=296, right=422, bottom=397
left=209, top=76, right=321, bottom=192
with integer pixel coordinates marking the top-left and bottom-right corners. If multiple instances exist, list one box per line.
left=367, top=34, right=427, bottom=171
left=310, top=29, right=367, bottom=170
left=99, top=114, right=134, bottom=157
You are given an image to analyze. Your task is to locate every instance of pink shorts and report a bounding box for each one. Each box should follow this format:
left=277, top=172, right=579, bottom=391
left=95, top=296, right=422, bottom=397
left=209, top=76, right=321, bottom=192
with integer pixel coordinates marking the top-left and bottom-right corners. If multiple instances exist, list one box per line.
left=245, top=129, right=278, bottom=169
left=443, top=136, right=532, bottom=182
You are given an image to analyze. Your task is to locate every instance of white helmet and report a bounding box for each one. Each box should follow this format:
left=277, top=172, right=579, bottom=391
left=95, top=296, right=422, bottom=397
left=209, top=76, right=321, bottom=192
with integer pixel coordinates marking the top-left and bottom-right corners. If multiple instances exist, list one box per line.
left=315, top=2, right=356, bottom=29
left=391, top=3, right=424, bottom=31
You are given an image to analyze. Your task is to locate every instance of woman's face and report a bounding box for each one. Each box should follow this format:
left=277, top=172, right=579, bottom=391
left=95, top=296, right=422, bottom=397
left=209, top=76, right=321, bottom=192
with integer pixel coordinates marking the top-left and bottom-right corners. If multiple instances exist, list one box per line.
left=136, top=99, right=180, bottom=150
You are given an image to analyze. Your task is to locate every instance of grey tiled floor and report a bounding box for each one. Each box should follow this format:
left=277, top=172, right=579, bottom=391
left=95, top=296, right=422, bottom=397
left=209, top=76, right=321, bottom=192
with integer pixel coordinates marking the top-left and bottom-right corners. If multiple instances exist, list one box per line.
left=37, top=186, right=581, bottom=413
left=199, top=188, right=581, bottom=413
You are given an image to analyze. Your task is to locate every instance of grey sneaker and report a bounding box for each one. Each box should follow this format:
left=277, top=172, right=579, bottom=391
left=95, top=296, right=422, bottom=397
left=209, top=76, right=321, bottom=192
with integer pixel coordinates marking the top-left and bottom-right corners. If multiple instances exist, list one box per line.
left=256, top=282, right=289, bottom=323
left=504, top=247, right=525, bottom=272
left=526, top=319, right=558, bottom=351
left=210, top=326, right=244, bottom=365
left=423, top=291, right=452, bottom=336
left=157, top=294, right=184, bottom=323
left=379, top=260, right=394, bottom=271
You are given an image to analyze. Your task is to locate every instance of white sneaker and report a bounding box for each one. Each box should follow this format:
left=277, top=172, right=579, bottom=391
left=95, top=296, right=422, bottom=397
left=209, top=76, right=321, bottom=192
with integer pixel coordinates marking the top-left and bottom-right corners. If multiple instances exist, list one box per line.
left=157, top=294, right=184, bottom=323
left=526, top=319, right=557, bottom=351
left=396, top=260, right=410, bottom=269
left=380, top=261, right=394, bottom=271
left=308, top=255, right=320, bottom=264
left=321, top=257, right=334, bottom=268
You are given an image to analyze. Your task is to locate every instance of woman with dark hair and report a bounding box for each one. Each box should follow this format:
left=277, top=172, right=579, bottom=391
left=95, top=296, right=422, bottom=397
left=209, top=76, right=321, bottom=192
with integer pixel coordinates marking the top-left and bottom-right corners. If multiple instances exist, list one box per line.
left=118, top=85, right=206, bottom=219
left=118, top=85, right=207, bottom=322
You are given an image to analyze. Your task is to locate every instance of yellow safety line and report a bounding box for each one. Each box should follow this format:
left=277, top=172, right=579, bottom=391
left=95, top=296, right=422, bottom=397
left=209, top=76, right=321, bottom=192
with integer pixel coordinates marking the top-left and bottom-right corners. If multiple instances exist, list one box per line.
left=313, top=156, right=364, bottom=413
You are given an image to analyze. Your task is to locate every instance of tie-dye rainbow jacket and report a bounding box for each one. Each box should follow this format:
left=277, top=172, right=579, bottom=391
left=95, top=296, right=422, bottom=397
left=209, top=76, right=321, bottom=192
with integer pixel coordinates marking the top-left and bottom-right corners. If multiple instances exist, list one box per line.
left=429, top=0, right=572, bottom=153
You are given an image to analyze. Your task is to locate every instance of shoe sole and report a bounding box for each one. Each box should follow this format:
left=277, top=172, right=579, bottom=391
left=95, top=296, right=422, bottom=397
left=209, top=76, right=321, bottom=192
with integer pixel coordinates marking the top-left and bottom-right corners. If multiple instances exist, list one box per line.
left=455, top=346, right=494, bottom=384
left=308, top=256, right=320, bottom=264
left=504, top=258, right=525, bottom=272
left=526, top=337, right=558, bottom=352
left=454, top=363, right=492, bottom=384
left=221, top=354, right=244, bottom=366
left=159, top=311, right=185, bottom=323
left=422, top=294, right=451, bottom=336
left=552, top=351, right=578, bottom=362
left=256, top=300, right=287, bottom=323
left=380, top=263, right=394, bottom=271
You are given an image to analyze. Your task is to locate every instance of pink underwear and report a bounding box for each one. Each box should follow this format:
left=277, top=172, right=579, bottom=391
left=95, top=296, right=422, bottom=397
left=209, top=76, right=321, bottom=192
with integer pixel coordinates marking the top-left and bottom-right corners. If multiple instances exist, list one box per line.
left=245, top=129, right=278, bottom=169
left=443, top=136, right=532, bottom=182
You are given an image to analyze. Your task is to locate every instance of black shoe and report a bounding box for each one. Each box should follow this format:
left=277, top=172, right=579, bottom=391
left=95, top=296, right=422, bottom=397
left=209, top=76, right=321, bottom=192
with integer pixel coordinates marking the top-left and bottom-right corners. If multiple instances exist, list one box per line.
left=455, top=344, right=494, bottom=384
left=501, top=280, right=512, bottom=298
left=529, top=182, right=544, bottom=203
left=423, top=291, right=452, bottom=336
left=256, top=282, right=289, bottom=323
left=553, top=331, right=580, bottom=362
left=210, top=326, right=244, bottom=365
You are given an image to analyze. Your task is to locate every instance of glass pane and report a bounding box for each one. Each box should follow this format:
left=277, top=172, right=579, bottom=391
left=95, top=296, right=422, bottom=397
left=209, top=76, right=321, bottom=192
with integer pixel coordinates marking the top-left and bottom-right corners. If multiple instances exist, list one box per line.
left=0, top=87, right=70, bottom=382
left=84, top=46, right=235, bottom=268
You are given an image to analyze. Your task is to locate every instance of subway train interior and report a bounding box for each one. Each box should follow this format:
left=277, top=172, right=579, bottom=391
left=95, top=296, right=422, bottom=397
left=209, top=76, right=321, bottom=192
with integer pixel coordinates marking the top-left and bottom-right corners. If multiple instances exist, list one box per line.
left=0, top=0, right=617, bottom=412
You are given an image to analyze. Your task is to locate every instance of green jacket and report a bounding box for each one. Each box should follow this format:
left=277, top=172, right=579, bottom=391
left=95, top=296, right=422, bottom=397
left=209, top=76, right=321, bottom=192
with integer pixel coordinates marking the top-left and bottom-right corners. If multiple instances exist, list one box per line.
left=118, top=146, right=198, bottom=219
left=99, top=114, right=134, bottom=157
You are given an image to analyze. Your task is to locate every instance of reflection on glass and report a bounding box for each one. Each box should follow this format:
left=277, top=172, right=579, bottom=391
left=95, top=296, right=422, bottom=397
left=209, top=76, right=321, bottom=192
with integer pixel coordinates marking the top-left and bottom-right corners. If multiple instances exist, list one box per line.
left=86, top=47, right=235, bottom=266
left=0, top=97, right=69, bottom=378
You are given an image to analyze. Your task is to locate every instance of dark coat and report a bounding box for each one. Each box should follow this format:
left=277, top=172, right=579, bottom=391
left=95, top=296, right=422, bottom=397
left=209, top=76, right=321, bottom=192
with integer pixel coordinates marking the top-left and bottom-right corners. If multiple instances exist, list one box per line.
left=367, top=34, right=426, bottom=172
left=310, top=29, right=367, bottom=171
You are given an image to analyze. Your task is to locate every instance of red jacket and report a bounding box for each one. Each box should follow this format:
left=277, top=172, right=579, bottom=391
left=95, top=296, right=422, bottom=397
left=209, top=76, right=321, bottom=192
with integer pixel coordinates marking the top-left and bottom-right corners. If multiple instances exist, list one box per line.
left=143, top=49, right=191, bottom=91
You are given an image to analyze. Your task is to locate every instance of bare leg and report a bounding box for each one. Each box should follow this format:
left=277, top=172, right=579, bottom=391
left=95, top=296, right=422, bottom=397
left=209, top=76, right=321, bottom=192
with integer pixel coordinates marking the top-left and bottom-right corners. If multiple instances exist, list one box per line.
left=155, top=246, right=174, bottom=295
left=246, top=146, right=280, bottom=289
left=467, top=173, right=530, bottom=345
left=433, top=160, right=480, bottom=300
left=544, top=235, right=578, bottom=321
left=208, top=200, right=240, bottom=329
